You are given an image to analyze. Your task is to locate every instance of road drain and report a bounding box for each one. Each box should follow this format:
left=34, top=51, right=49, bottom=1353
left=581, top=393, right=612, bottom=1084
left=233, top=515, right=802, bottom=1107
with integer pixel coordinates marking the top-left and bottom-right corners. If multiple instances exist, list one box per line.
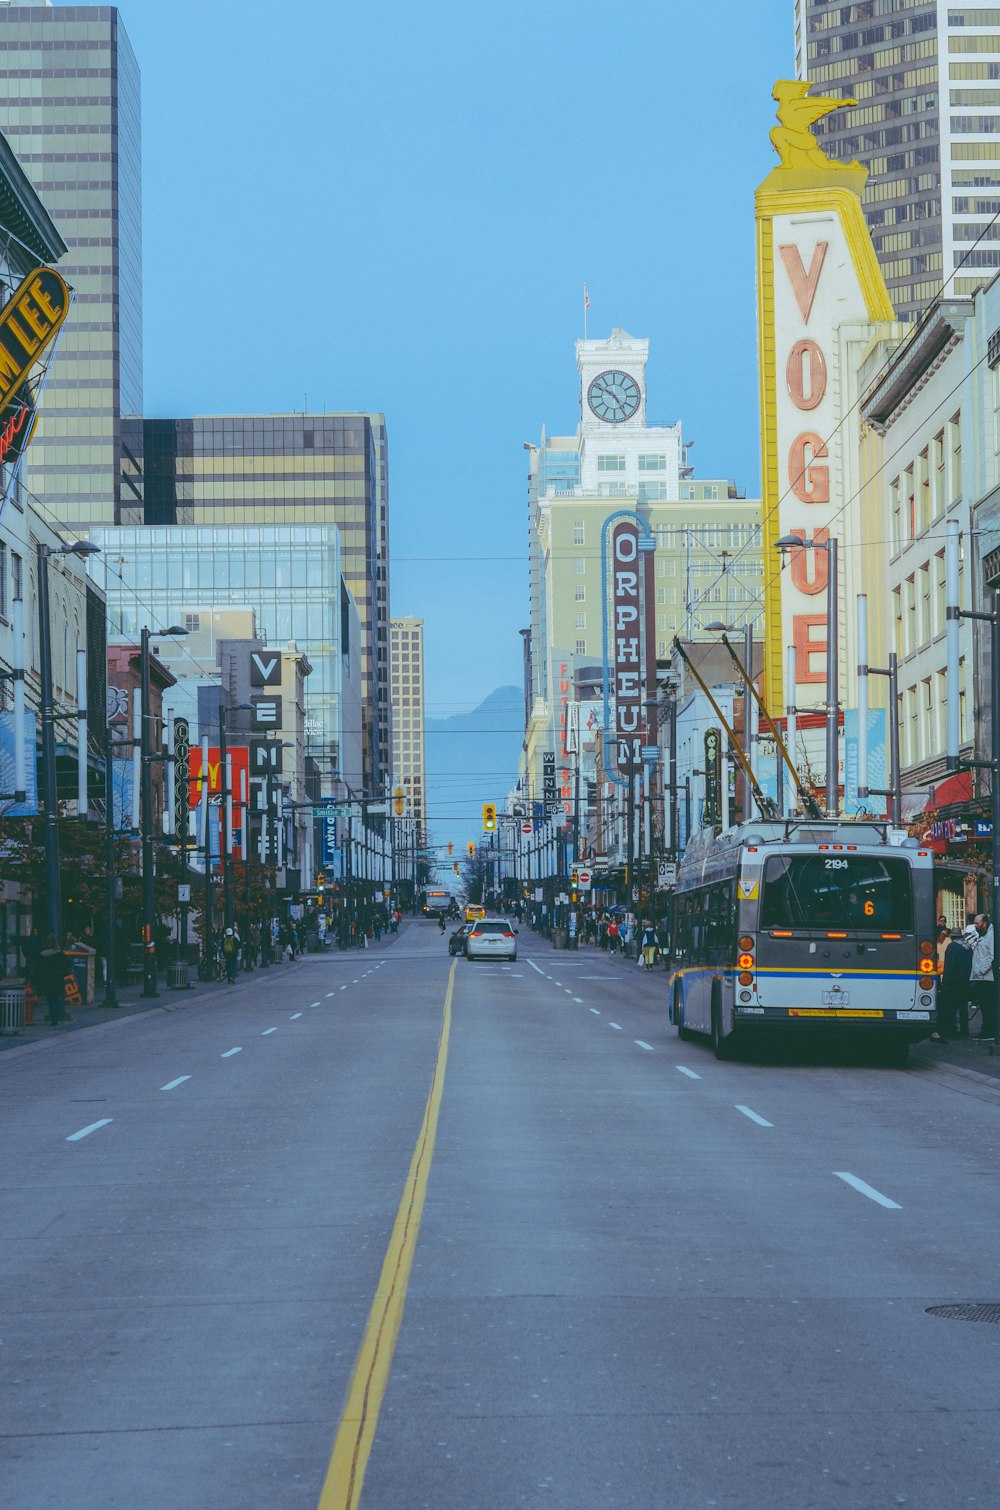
left=926, top=1303, right=1000, bottom=1324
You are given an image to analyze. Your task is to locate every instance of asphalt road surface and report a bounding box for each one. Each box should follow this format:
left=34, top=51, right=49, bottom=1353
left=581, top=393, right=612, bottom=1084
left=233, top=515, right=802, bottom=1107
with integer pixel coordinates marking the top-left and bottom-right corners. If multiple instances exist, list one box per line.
left=3, top=921, right=1000, bottom=1509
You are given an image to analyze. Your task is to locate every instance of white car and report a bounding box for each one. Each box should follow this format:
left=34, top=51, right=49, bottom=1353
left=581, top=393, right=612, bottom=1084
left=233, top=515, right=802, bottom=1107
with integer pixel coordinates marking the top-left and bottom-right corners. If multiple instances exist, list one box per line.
left=465, top=918, right=518, bottom=962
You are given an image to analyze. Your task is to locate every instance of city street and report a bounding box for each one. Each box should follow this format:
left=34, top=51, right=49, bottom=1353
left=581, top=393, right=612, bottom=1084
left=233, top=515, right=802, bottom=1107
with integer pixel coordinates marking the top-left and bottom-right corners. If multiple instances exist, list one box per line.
left=3, top=920, right=1000, bottom=1509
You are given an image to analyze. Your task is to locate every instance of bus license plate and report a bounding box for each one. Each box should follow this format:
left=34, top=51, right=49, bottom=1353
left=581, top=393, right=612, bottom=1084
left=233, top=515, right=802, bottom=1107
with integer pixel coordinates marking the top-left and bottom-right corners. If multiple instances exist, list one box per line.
left=823, top=990, right=850, bottom=1006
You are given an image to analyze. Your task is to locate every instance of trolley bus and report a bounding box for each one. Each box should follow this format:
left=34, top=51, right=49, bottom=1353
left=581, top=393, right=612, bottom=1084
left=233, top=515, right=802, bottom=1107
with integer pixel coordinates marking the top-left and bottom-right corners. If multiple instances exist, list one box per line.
left=667, top=819, right=938, bottom=1062
left=421, top=888, right=453, bottom=918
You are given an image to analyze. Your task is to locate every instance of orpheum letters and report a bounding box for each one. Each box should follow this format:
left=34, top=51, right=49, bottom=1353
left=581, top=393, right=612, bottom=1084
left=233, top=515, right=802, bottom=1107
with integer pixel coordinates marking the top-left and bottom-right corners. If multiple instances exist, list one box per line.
left=613, top=521, right=642, bottom=759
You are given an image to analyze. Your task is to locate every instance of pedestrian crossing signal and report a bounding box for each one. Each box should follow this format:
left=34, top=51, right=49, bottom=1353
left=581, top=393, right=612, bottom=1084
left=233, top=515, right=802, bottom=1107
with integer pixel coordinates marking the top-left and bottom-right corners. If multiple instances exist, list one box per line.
left=482, top=803, right=497, bottom=831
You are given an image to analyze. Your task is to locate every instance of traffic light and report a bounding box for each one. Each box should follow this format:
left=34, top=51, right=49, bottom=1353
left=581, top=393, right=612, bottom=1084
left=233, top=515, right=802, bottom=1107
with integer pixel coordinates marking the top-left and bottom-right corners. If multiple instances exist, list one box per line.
left=467, top=842, right=475, bottom=857
left=447, top=841, right=454, bottom=856
left=482, top=802, right=497, bottom=832
left=316, top=872, right=325, bottom=896
left=394, top=786, right=405, bottom=816
left=453, top=861, right=460, bottom=875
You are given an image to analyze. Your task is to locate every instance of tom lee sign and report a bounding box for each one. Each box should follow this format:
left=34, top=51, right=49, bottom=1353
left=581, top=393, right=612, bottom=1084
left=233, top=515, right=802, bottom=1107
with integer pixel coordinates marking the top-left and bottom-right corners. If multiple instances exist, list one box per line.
left=0, top=267, right=70, bottom=411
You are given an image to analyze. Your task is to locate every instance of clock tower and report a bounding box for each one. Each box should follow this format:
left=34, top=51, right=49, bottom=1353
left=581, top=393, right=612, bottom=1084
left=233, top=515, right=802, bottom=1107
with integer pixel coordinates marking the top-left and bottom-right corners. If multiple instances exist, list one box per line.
left=578, top=328, right=648, bottom=433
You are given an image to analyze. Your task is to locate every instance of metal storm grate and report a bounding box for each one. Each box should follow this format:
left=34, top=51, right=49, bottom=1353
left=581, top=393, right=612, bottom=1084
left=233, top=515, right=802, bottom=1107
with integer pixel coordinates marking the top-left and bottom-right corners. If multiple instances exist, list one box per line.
left=926, top=1303, right=1000, bottom=1325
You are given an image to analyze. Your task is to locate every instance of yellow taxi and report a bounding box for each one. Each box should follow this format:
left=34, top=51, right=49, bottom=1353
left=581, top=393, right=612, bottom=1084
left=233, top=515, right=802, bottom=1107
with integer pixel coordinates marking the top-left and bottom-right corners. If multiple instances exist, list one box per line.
left=464, top=903, right=486, bottom=924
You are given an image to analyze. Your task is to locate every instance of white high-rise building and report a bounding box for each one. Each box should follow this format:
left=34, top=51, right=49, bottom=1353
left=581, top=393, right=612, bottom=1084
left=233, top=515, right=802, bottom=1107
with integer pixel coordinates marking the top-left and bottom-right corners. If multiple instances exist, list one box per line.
left=390, top=617, right=426, bottom=838
left=794, top=1, right=1000, bottom=322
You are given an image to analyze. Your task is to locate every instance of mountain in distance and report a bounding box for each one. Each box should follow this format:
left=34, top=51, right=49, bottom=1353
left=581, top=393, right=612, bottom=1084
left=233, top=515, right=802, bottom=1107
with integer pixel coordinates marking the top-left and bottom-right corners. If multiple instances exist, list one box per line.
left=424, top=685, right=524, bottom=864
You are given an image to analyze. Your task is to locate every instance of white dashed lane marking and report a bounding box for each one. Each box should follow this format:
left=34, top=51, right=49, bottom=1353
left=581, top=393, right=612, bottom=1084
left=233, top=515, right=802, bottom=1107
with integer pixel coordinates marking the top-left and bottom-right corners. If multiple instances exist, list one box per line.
left=221, top=1047, right=243, bottom=1058
left=291, top=1012, right=303, bottom=1020
left=736, top=1104, right=773, bottom=1127
left=160, top=1076, right=190, bottom=1091
left=262, top=1027, right=278, bottom=1036
left=635, top=1041, right=654, bottom=1052
left=834, top=1172, right=901, bottom=1209
left=66, top=1119, right=112, bottom=1142
left=609, top=1022, right=623, bottom=1031
left=675, top=1065, right=701, bottom=1080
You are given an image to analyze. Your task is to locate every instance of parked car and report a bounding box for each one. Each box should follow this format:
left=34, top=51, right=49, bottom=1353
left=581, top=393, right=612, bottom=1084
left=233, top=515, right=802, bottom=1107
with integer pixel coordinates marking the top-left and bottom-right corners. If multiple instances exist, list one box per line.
left=465, top=918, right=518, bottom=963
left=448, top=923, right=473, bottom=956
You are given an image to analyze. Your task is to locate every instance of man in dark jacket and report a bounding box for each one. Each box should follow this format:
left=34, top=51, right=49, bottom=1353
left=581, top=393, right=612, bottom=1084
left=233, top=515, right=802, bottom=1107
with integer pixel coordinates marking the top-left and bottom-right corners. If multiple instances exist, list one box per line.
left=938, top=928, right=974, bottom=1040
left=39, top=934, right=72, bottom=1025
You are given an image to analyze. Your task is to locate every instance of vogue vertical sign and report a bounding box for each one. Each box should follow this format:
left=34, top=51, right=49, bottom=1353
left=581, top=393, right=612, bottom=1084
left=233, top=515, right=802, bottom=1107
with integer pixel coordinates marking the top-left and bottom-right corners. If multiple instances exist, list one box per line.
left=756, top=82, right=894, bottom=712
left=613, top=520, right=642, bottom=764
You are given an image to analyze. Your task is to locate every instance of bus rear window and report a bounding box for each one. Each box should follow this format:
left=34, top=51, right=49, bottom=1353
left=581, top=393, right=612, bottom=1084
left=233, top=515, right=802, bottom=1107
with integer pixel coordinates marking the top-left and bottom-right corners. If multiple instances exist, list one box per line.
left=759, top=854, right=913, bottom=932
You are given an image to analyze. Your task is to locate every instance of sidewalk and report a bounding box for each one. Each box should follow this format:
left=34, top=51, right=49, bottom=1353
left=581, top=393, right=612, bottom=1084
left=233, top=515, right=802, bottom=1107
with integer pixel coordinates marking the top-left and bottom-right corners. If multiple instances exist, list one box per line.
left=0, top=927, right=408, bottom=1057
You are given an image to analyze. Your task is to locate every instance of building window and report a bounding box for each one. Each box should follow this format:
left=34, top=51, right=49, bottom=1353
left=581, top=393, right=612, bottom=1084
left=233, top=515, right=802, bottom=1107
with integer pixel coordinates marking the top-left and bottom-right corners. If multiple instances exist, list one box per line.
left=11, top=552, right=21, bottom=601
left=574, top=558, right=586, bottom=575
left=572, top=520, right=585, bottom=545
left=949, top=412, right=962, bottom=502
left=639, top=455, right=667, bottom=470
left=656, top=586, right=666, bottom=604
left=574, top=612, right=586, bottom=630
left=575, top=638, right=587, bottom=654
left=0, top=539, right=6, bottom=621
left=574, top=585, right=586, bottom=602
left=597, top=454, right=626, bottom=472
left=184, top=612, right=201, bottom=632
left=638, top=482, right=667, bottom=501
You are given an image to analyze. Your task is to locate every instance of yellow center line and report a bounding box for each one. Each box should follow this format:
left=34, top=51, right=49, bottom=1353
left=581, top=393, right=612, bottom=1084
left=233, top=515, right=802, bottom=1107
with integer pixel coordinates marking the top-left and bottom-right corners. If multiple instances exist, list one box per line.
left=316, top=959, right=456, bottom=1510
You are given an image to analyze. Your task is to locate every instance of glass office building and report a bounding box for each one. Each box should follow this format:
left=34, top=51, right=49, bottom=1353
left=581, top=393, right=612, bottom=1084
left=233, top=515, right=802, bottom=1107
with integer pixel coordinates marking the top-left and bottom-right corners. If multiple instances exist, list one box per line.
left=0, top=5, right=143, bottom=525
left=140, top=413, right=391, bottom=791
left=795, top=2, right=1000, bottom=322
left=87, top=525, right=361, bottom=788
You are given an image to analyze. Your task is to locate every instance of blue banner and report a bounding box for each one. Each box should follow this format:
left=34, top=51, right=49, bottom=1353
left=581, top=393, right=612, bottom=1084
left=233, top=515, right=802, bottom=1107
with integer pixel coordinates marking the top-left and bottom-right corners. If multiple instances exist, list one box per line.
left=0, top=709, right=38, bottom=815
left=843, top=706, right=888, bottom=816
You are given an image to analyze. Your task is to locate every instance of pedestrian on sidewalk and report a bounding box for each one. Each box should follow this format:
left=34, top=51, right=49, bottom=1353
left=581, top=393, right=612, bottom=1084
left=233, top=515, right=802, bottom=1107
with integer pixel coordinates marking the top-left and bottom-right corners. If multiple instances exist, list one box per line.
left=970, top=913, right=995, bottom=1038
left=222, top=927, right=239, bottom=984
left=937, top=927, right=974, bottom=1040
left=640, top=920, right=658, bottom=970
left=39, top=934, right=72, bottom=1025
left=607, top=918, right=620, bottom=954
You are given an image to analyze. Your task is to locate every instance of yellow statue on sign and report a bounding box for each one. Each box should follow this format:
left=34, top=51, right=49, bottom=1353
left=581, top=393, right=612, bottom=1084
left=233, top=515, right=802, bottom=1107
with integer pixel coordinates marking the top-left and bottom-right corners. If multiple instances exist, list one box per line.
left=765, top=80, right=868, bottom=193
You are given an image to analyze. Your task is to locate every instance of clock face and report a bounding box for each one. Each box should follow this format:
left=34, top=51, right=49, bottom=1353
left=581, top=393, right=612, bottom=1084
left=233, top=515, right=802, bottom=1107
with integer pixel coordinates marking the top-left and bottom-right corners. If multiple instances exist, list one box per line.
left=587, top=369, right=641, bottom=424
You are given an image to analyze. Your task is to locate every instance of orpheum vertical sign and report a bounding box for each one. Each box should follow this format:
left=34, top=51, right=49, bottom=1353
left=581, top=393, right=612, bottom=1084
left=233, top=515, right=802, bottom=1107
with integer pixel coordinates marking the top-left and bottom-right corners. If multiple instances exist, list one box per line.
left=756, top=82, right=894, bottom=714
left=613, top=520, right=642, bottom=771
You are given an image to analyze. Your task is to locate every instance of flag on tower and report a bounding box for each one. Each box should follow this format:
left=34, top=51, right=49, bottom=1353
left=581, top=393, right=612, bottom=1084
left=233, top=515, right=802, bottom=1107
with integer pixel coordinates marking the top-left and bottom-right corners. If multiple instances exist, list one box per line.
left=583, top=283, right=590, bottom=310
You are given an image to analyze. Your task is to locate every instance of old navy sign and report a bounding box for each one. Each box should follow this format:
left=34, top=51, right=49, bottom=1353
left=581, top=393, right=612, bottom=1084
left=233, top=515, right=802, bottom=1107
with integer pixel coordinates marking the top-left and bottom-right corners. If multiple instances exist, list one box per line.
left=612, top=520, right=642, bottom=766
left=0, top=267, right=70, bottom=412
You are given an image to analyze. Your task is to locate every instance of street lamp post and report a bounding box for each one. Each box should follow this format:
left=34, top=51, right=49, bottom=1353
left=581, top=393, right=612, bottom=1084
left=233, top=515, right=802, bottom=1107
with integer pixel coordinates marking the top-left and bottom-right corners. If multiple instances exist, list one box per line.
left=139, top=624, right=188, bottom=997
left=36, top=539, right=100, bottom=948
left=776, top=534, right=839, bottom=817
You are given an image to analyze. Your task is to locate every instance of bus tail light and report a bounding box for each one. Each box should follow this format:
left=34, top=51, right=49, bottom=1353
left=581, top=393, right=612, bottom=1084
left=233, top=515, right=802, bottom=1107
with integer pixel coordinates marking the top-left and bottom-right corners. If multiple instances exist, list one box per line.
left=919, top=940, right=935, bottom=957
left=738, top=971, right=754, bottom=986
left=738, top=952, right=754, bottom=970
left=739, top=936, right=754, bottom=950
left=919, top=958, right=937, bottom=975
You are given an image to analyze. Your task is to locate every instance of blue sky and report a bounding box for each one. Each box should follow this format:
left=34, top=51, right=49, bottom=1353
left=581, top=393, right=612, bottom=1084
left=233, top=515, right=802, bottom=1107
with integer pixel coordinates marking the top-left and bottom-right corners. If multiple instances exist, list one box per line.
left=94, top=0, right=792, bottom=728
